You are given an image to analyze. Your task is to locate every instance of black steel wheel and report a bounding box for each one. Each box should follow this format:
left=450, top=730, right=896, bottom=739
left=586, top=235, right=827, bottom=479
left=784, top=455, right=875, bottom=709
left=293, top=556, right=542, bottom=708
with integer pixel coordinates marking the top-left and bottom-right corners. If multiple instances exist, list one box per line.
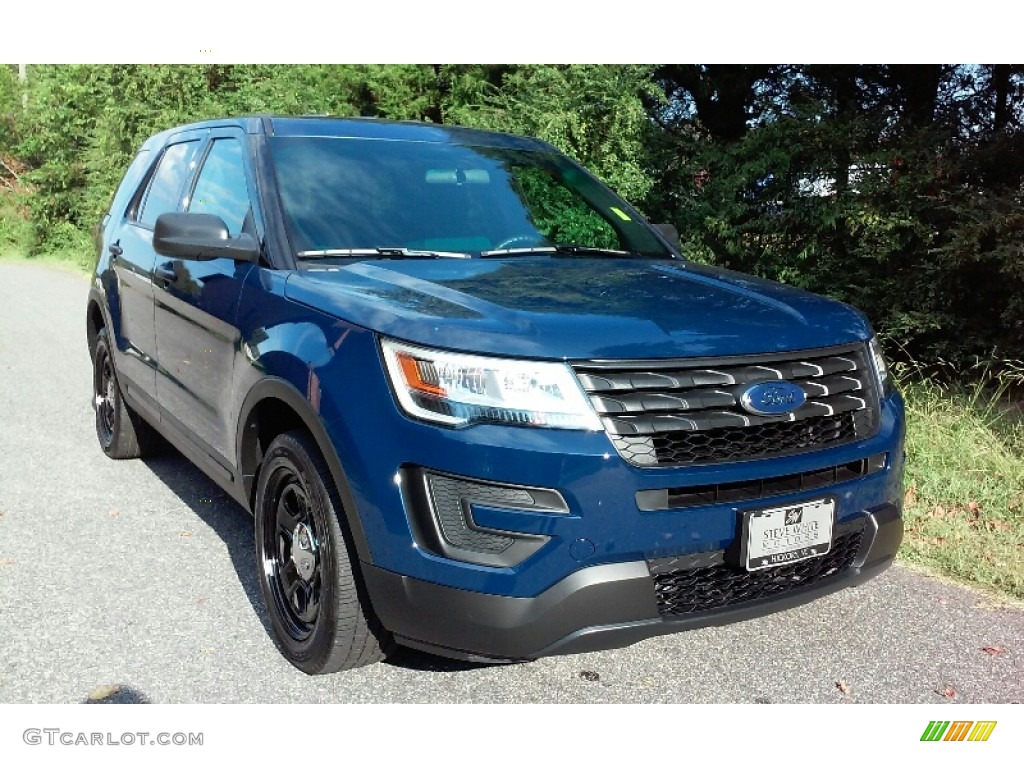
left=91, top=327, right=158, bottom=459
left=255, top=430, right=391, bottom=673
left=263, top=474, right=322, bottom=642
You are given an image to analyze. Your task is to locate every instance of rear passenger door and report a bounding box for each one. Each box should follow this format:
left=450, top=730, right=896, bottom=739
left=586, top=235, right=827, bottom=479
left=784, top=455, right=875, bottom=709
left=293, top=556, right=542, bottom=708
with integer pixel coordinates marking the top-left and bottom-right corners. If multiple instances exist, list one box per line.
left=110, top=136, right=202, bottom=403
left=153, top=129, right=258, bottom=471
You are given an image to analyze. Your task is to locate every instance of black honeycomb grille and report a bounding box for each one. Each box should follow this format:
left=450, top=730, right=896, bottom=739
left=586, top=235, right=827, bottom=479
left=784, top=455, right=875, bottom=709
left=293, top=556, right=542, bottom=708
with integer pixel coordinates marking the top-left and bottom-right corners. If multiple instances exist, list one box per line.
left=651, top=530, right=864, bottom=616
left=614, top=411, right=861, bottom=467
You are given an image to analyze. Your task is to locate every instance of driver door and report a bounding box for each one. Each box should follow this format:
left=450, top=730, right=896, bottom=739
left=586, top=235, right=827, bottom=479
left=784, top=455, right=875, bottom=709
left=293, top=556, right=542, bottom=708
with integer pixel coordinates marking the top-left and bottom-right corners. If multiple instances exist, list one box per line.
left=152, top=129, right=258, bottom=472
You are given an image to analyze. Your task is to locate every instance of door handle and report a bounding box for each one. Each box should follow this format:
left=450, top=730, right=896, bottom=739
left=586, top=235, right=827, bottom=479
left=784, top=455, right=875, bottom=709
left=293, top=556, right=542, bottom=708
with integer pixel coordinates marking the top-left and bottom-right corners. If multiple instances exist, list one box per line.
left=108, top=242, right=123, bottom=259
left=154, top=265, right=178, bottom=283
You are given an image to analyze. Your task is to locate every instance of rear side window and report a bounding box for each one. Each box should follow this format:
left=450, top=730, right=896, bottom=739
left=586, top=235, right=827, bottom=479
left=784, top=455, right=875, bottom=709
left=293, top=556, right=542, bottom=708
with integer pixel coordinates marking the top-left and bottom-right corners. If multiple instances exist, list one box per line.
left=108, top=148, right=151, bottom=221
left=187, top=138, right=251, bottom=236
left=137, top=140, right=200, bottom=228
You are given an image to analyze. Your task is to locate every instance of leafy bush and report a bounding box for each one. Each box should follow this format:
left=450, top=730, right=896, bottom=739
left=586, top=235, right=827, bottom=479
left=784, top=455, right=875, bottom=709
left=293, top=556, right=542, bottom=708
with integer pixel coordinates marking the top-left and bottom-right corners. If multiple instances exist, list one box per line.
left=1, top=63, right=1022, bottom=365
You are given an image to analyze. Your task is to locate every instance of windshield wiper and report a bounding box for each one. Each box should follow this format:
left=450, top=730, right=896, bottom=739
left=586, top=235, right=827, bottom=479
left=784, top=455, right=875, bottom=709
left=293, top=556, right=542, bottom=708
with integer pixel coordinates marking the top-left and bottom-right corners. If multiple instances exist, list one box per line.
left=480, top=244, right=645, bottom=259
left=298, top=247, right=471, bottom=260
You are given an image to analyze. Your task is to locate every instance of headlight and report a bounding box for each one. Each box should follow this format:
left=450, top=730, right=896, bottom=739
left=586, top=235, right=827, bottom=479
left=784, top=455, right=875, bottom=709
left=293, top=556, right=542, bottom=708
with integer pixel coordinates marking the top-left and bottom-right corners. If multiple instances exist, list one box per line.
left=380, top=338, right=602, bottom=430
left=868, top=336, right=893, bottom=397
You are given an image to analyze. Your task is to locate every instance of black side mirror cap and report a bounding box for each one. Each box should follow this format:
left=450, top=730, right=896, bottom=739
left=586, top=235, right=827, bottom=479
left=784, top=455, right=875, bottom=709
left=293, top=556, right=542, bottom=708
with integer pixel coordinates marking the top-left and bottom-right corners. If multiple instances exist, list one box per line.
left=653, top=223, right=681, bottom=252
left=153, top=213, right=260, bottom=263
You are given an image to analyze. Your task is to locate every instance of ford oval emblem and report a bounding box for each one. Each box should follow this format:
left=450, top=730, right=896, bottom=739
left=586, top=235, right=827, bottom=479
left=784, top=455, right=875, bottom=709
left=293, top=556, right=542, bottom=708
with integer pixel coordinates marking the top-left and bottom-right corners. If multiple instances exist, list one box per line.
left=739, top=381, right=807, bottom=416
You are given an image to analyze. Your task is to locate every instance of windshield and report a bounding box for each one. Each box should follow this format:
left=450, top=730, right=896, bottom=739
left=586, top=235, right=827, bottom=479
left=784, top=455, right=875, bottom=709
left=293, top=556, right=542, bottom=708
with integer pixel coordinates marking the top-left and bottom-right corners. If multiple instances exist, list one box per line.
left=268, top=137, right=672, bottom=260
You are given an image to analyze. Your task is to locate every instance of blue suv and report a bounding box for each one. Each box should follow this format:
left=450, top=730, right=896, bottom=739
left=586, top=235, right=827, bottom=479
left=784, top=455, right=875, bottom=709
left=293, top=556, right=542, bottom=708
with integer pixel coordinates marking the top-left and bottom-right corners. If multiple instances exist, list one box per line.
left=87, top=116, right=905, bottom=674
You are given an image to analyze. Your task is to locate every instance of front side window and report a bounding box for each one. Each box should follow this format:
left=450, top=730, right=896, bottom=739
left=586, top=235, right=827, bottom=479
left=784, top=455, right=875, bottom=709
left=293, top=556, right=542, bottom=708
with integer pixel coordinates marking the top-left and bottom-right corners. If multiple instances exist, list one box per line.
left=137, top=140, right=200, bottom=228
left=268, top=137, right=669, bottom=259
left=187, top=138, right=252, bottom=236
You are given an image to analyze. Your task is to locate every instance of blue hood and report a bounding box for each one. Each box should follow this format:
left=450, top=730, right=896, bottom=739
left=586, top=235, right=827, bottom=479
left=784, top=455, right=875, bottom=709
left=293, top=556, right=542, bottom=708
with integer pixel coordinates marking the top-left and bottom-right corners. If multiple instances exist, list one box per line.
left=284, top=258, right=872, bottom=360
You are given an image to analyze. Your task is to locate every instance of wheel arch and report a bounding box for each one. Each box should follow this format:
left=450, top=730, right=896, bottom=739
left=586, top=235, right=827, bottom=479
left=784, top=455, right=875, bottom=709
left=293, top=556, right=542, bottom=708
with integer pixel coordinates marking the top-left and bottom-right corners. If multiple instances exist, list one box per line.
left=86, top=288, right=110, bottom=361
left=236, top=377, right=373, bottom=564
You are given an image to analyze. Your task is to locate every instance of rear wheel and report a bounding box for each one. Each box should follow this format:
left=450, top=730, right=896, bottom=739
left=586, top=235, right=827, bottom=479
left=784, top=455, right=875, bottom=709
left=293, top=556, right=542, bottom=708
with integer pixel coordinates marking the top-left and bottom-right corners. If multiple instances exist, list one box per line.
left=255, top=430, right=391, bottom=674
left=91, top=327, right=158, bottom=459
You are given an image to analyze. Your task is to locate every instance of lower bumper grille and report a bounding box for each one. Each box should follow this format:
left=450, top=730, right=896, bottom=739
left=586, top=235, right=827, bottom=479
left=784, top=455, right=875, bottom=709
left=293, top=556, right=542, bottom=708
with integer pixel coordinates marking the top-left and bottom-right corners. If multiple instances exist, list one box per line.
left=651, top=529, right=865, bottom=616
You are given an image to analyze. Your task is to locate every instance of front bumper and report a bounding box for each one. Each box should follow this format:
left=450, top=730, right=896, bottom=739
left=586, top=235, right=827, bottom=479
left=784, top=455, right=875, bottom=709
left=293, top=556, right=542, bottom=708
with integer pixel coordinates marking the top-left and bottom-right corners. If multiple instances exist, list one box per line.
left=364, top=502, right=903, bottom=661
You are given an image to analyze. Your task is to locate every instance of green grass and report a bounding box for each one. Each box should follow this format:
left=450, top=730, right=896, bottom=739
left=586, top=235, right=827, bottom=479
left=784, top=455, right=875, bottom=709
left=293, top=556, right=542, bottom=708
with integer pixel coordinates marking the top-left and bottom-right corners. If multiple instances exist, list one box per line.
left=897, top=360, right=1024, bottom=600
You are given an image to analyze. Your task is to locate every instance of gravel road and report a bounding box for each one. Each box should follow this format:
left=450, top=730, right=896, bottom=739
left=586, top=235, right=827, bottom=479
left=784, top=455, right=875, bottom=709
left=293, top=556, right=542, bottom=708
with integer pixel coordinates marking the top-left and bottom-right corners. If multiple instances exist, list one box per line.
left=0, top=260, right=1020, bottom=704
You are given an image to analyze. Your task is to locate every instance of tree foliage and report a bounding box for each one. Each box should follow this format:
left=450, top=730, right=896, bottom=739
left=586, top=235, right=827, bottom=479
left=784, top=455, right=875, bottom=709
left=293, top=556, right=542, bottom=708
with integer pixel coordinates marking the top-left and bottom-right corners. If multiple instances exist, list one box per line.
left=1, top=63, right=1022, bottom=364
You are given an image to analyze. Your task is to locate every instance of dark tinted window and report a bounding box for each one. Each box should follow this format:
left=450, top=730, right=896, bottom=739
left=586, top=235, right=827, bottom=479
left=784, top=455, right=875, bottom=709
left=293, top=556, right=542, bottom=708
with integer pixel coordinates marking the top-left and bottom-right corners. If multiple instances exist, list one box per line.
left=268, top=137, right=669, bottom=258
left=188, top=138, right=251, bottom=236
left=138, top=140, right=200, bottom=228
left=109, top=148, right=151, bottom=220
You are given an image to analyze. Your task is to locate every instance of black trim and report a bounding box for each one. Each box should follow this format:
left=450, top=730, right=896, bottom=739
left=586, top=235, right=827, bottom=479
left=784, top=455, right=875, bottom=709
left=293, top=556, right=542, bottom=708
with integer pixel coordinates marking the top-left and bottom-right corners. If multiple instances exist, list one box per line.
left=399, top=467, right=567, bottom=568
left=365, top=560, right=658, bottom=661
left=120, top=383, right=247, bottom=510
left=636, top=453, right=887, bottom=510
left=366, top=503, right=903, bottom=661
left=252, top=132, right=298, bottom=271
left=235, top=377, right=373, bottom=563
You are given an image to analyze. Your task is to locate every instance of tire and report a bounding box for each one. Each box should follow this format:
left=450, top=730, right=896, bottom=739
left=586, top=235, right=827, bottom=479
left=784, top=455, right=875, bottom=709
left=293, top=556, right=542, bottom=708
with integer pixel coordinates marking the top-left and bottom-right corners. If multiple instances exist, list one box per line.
left=255, top=430, right=392, bottom=674
left=91, top=327, right=159, bottom=460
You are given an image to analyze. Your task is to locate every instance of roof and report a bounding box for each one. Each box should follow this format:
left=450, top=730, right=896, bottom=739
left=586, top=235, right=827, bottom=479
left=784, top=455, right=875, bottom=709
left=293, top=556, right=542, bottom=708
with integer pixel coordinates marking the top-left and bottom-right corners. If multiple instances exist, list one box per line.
left=267, top=116, right=551, bottom=150
left=142, top=116, right=552, bottom=151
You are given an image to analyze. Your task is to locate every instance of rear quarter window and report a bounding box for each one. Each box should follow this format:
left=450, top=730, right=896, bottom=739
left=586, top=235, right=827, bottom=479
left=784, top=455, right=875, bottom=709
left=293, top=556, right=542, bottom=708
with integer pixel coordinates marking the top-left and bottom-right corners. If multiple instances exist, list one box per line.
left=107, top=148, right=151, bottom=222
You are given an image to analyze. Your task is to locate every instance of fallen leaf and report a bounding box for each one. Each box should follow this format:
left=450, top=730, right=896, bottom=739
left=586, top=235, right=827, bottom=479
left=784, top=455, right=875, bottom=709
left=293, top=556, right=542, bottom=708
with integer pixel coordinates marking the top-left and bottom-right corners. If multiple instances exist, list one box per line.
left=932, top=536, right=947, bottom=546
left=179, top=531, right=193, bottom=538
left=196, top=597, right=208, bottom=605
left=108, top=509, right=120, bottom=518
left=936, top=685, right=957, bottom=699
left=904, top=485, right=918, bottom=508
left=968, top=501, right=980, bottom=513
left=87, top=684, right=120, bottom=702
left=985, top=520, right=1011, bottom=533
left=579, top=670, right=600, bottom=682
left=981, top=646, right=1006, bottom=656
left=836, top=680, right=850, bottom=696
left=0, top=558, right=14, bottom=566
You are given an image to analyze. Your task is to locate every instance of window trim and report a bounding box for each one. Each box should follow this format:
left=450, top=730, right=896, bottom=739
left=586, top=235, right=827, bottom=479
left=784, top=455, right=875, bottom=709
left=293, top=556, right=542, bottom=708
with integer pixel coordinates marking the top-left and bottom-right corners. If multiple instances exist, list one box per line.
left=129, top=130, right=207, bottom=231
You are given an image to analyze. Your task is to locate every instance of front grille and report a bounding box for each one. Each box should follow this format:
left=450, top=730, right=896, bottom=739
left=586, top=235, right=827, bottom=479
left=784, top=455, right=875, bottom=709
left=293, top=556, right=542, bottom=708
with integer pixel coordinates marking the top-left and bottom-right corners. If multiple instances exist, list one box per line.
left=651, top=530, right=864, bottom=616
left=574, top=344, right=879, bottom=467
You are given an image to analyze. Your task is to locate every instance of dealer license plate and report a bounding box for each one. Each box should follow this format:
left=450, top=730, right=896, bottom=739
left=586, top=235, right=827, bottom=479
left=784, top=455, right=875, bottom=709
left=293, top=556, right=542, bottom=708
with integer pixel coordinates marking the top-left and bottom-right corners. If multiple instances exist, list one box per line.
left=744, top=498, right=835, bottom=571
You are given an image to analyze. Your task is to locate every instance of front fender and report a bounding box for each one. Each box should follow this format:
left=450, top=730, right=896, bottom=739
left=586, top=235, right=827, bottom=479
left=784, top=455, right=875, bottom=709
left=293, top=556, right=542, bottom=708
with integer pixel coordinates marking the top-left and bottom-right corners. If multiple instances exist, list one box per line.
left=235, top=374, right=375, bottom=564
left=234, top=268, right=382, bottom=564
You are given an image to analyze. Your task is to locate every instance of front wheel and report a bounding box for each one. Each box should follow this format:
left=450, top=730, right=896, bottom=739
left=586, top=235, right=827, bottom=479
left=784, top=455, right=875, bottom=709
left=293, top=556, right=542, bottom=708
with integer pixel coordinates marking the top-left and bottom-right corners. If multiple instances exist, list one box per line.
left=255, top=430, right=392, bottom=674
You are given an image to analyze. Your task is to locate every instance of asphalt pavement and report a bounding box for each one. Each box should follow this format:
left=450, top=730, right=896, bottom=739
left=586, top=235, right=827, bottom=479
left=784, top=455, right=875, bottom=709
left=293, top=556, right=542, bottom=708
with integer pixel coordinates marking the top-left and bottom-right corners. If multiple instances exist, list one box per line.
left=0, top=260, right=1021, bottom=704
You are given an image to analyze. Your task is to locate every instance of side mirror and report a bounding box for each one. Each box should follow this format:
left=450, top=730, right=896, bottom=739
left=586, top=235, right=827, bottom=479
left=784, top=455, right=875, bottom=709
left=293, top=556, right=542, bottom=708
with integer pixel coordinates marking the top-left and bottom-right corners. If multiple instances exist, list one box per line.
left=153, top=213, right=260, bottom=263
left=653, top=223, right=681, bottom=252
